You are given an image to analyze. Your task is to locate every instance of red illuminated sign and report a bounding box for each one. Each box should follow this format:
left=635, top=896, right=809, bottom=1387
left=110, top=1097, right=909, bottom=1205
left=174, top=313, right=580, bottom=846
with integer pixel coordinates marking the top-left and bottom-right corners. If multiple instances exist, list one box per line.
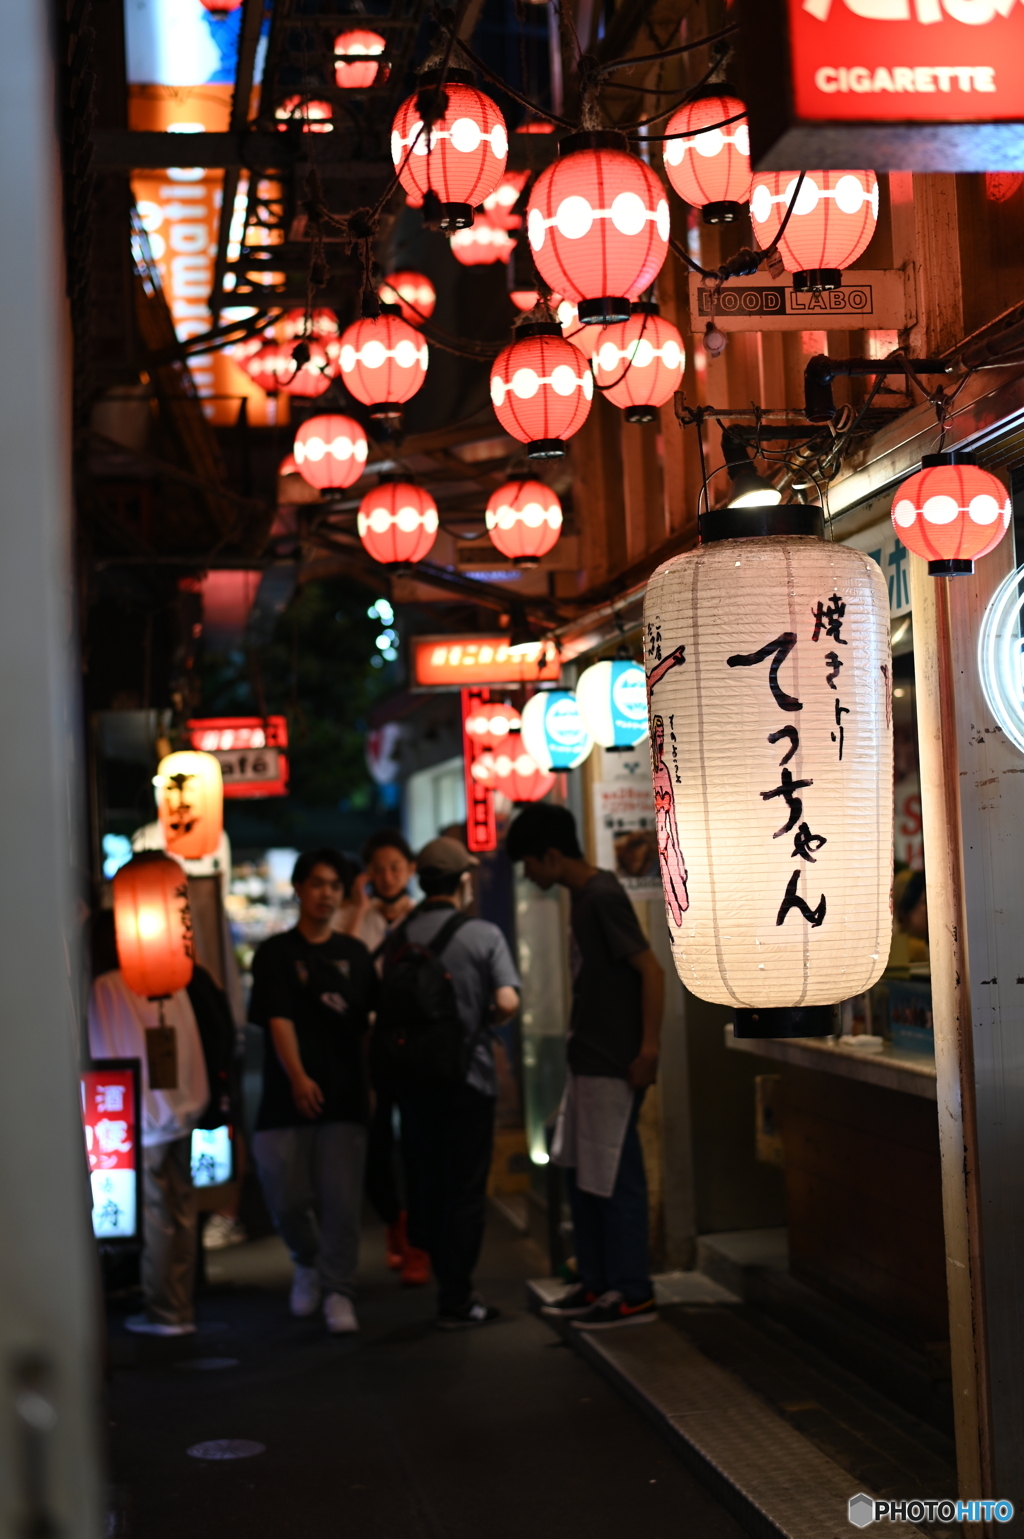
left=462, top=688, right=497, bottom=853
left=740, top=0, right=1024, bottom=170
left=187, top=716, right=289, bottom=799
left=81, top=1061, right=142, bottom=1243
left=413, top=636, right=561, bottom=688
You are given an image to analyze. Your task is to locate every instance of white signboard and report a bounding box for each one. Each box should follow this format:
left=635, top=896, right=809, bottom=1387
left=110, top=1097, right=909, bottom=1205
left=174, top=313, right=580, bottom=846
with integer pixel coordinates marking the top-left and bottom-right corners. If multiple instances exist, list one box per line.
left=592, top=747, right=662, bottom=900
left=688, top=269, right=909, bottom=332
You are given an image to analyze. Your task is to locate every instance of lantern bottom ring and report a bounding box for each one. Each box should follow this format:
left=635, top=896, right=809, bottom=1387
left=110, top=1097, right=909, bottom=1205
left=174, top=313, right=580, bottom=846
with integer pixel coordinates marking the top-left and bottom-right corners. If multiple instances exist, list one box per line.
left=368, top=401, right=403, bottom=421
left=578, top=296, right=632, bottom=325
left=792, top=269, right=842, bottom=294
left=438, top=201, right=474, bottom=231
left=929, top=558, right=974, bottom=577
left=526, top=437, right=567, bottom=460
left=702, top=200, right=745, bottom=226
left=624, top=405, right=657, bottom=425
left=733, top=1004, right=838, bottom=1039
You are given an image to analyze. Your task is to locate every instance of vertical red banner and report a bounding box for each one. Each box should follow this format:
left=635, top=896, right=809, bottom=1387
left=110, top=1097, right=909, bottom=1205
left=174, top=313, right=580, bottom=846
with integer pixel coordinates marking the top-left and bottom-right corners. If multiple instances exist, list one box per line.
left=462, top=687, right=497, bottom=853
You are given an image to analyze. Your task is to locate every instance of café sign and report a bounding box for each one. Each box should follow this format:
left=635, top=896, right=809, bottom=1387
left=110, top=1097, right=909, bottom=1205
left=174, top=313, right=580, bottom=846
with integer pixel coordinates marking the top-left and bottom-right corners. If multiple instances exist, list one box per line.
left=739, top=0, right=1024, bottom=170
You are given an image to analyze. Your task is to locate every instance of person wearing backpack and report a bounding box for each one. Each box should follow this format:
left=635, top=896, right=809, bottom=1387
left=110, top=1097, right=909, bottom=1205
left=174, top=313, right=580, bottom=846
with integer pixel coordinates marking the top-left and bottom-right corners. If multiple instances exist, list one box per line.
left=249, top=849, right=377, bottom=1335
left=376, top=837, right=520, bottom=1328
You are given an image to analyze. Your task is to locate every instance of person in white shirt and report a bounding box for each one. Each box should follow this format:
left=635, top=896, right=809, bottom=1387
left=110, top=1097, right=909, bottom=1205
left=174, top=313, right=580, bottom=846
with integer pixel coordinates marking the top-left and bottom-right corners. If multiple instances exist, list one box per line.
left=88, top=966, right=209, bottom=1336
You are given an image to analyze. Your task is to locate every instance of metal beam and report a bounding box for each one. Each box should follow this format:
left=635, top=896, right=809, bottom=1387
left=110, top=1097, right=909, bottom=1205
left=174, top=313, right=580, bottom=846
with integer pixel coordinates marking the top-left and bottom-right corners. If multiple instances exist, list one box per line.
left=92, top=129, right=391, bottom=173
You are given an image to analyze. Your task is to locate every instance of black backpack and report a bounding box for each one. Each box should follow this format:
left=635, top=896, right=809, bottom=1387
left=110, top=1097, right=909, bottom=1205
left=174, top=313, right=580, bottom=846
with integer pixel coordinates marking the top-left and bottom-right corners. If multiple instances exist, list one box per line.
left=371, top=909, right=472, bottom=1088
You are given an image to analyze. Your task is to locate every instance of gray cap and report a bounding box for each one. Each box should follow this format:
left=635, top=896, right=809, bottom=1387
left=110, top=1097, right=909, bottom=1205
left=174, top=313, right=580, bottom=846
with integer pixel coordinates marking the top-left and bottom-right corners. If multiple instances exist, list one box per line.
left=416, top=836, right=479, bottom=875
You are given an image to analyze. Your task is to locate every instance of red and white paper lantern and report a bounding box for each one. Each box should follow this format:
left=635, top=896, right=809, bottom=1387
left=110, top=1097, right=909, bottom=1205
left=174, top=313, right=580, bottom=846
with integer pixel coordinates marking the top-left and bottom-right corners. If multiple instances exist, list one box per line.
left=663, top=93, right=752, bottom=224
left=293, top=415, right=368, bottom=491
left=490, top=323, right=593, bottom=458
left=592, top=303, right=685, bottom=423
left=338, top=313, right=429, bottom=419
left=485, top=480, right=563, bottom=563
left=334, top=29, right=387, bottom=89
left=749, top=170, right=879, bottom=291
left=527, top=132, right=669, bottom=324
left=377, top=271, right=436, bottom=326
left=891, top=456, right=1011, bottom=575
left=357, top=481, right=438, bottom=565
left=391, top=70, right=508, bottom=229
left=275, top=97, right=333, bottom=132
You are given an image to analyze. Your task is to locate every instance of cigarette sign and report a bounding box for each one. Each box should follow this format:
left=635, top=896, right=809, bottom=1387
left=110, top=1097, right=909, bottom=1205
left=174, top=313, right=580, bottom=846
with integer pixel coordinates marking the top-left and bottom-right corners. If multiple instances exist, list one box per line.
left=412, top=636, right=561, bottom=687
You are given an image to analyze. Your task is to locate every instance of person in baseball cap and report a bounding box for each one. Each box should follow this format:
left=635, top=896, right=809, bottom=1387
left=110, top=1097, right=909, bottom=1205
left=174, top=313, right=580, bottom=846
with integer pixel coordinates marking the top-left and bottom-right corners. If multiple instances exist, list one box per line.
left=385, top=832, right=520, bottom=1328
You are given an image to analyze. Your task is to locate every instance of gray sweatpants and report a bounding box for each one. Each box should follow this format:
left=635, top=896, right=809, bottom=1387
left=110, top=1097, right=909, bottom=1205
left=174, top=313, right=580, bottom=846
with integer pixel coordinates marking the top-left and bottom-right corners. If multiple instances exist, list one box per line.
left=142, top=1136, right=197, bottom=1326
left=252, top=1122, right=367, bottom=1297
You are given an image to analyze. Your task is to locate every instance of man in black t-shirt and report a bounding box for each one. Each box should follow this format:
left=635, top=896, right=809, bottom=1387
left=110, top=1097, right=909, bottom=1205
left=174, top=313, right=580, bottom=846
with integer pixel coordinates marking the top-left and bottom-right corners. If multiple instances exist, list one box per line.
left=250, top=848, right=376, bottom=1335
left=507, top=804, right=664, bottom=1330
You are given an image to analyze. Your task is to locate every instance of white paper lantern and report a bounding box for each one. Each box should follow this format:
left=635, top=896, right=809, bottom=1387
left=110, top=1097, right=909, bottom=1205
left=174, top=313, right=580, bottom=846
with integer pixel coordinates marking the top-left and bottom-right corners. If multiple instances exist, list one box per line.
left=643, top=530, right=892, bottom=1033
left=521, top=690, right=593, bottom=771
left=576, top=660, right=649, bottom=748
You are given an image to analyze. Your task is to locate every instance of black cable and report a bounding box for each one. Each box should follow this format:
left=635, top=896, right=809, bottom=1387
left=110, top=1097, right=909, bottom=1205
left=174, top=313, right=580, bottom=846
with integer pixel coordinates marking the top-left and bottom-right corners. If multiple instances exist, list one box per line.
left=591, top=22, right=739, bottom=78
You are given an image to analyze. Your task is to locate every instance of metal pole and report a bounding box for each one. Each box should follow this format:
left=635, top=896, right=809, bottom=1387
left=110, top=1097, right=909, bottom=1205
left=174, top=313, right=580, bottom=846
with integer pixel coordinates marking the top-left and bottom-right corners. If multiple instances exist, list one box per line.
left=0, top=4, right=101, bottom=1536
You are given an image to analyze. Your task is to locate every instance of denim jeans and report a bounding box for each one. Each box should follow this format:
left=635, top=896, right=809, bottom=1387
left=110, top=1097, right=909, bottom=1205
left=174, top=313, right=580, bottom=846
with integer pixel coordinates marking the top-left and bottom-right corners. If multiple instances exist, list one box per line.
left=564, top=1090, right=653, bottom=1305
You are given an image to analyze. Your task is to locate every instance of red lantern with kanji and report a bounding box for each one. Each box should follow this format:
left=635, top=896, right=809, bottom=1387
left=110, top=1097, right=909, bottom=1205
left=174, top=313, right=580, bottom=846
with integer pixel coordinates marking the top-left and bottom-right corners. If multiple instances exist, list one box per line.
left=391, top=69, right=508, bottom=230
left=155, top=751, right=224, bottom=860
left=450, top=215, right=517, bottom=267
left=113, top=853, right=194, bottom=999
left=527, top=132, right=669, bottom=325
left=357, top=481, right=438, bottom=564
left=891, top=455, right=1011, bottom=576
left=750, top=170, right=879, bottom=292
left=490, top=323, right=593, bottom=458
left=464, top=701, right=522, bottom=748
left=592, top=303, right=685, bottom=424
left=663, top=92, right=752, bottom=225
left=275, top=97, right=333, bottom=132
left=275, top=339, right=340, bottom=399
left=338, top=312, right=429, bottom=420
left=334, top=29, right=387, bottom=89
left=279, top=308, right=339, bottom=342
left=377, top=271, right=436, bottom=326
left=486, top=480, right=563, bottom=564
left=293, top=414, right=368, bottom=491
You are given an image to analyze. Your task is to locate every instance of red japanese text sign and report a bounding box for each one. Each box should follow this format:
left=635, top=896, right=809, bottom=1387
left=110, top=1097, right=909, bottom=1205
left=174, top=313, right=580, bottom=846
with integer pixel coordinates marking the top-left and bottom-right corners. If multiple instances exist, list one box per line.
left=413, top=636, right=561, bottom=688
left=462, top=688, right=497, bottom=853
left=187, top=716, right=289, bottom=799
left=81, top=1061, right=141, bottom=1242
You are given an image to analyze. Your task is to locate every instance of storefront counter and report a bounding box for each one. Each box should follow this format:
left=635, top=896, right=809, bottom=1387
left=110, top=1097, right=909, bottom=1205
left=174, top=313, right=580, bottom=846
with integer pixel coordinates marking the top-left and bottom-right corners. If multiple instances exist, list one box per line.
left=725, top=1026, right=936, bottom=1101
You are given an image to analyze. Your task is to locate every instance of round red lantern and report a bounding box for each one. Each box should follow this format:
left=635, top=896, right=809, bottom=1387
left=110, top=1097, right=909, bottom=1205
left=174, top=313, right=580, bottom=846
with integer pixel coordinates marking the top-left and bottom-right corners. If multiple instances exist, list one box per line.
left=490, top=323, right=593, bottom=458
left=492, top=746, right=556, bottom=803
left=465, top=701, right=522, bottom=748
left=334, top=29, right=387, bottom=89
left=377, top=271, right=436, bottom=326
left=510, top=289, right=541, bottom=312
left=450, top=215, right=517, bottom=267
left=891, top=455, right=1011, bottom=576
left=357, top=481, right=439, bottom=565
left=663, top=92, right=752, bottom=225
left=293, top=414, right=369, bottom=491
left=241, top=343, right=286, bottom=392
left=155, top=751, right=224, bottom=860
left=391, top=69, right=508, bottom=230
left=275, top=97, right=333, bottom=133
left=276, top=339, right=340, bottom=399
left=486, top=479, right=563, bottom=564
left=483, top=169, right=529, bottom=228
left=279, top=308, right=339, bottom=342
left=527, top=132, right=669, bottom=325
left=556, top=299, right=603, bottom=360
left=592, top=303, right=685, bottom=423
left=750, top=169, right=879, bottom=292
left=338, top=312, right=429, bottom=420
left=113, top=853, right=194, bottom=999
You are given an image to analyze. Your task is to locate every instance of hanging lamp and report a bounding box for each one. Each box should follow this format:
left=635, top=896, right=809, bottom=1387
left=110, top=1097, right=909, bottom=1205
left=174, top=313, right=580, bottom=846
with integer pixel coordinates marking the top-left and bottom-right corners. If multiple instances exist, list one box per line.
left=526, top=131, right=669, bottom=325
left=377, top=271, right=436, bottom=326
left=293, top=414, right=368, bottom=491
left=113, top=853, right=195, bottom=999
left=490, top=319, right=593, bottom=459
left=357, top=480, right=439, bottom=564
left=891, top=454, right=1011, bottom=575
left=338, top=310, right=429, bottom=421
left=154, top=751, right=223, bottom=860
left=275, top=97, right=333, bottom=132
left=576, top=660, right=649, bottom=748
left=749, top=170, right=879, bottom=292
left=391, top=69, right=508, bottom=230
left=521, top=690, right=593, bottom=771
left=662, top=91, right=752, bottom=225
left=485, top=479, right=563, bottom=564
left=334, top=30, right=387, bottom=88
left=591, top=302, right=685, bottom=423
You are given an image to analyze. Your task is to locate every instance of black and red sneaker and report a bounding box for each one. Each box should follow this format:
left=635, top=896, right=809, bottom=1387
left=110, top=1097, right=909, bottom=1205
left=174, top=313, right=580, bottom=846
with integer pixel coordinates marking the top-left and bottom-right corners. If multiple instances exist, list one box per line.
left=540, top=1283, right=597, bottom=1319
left=572, top=1290, right=658, bottom=1330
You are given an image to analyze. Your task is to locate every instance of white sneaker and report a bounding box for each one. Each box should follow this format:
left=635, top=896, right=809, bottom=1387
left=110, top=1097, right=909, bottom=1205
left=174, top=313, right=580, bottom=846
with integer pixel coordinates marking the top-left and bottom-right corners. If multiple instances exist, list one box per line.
left=125, top=1313, right=196, bottom=1337
left=203, top=1215, right=247, bottom=1250
left=289, top=1264, right=321, bottom=1318
left=323, top=1293, right=358, bottom=1335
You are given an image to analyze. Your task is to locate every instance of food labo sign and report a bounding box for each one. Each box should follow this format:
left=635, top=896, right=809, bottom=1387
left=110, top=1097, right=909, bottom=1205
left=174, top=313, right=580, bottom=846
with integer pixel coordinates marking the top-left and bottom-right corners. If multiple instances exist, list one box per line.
left=739, top=0, right=1024, bottom=169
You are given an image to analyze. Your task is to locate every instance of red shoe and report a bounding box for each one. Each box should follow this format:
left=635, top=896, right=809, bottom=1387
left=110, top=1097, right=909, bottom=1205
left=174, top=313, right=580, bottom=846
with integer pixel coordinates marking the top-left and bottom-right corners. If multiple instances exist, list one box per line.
left=401, top=1246, right=431, bottom=1287
left=386, top=1212, right=408, bottom=1272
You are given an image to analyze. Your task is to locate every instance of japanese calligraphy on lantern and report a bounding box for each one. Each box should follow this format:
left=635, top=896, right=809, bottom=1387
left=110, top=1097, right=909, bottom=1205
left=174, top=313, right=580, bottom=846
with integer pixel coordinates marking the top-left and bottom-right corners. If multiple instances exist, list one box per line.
left=643, top=537, right=893, bottom=1009
left=81, top=1062, right=141, bottom=1242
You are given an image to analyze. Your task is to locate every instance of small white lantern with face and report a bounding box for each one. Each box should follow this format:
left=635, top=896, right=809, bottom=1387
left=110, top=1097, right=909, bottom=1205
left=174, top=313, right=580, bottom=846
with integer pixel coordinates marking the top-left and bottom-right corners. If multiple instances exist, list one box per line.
left=643, top=506, right=893, bottom=1037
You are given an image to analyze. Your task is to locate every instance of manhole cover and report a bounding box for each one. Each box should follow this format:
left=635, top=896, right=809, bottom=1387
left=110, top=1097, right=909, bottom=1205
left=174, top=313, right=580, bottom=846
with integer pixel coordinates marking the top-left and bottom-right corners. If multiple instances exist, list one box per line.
left=175, top=1359, right=239, bottom=1372
left=187, top=1440, right=265, bottom=1461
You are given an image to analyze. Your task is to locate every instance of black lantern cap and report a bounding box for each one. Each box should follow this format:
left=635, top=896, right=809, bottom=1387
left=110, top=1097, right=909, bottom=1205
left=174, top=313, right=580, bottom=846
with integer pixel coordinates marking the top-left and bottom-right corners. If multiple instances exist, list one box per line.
left=699, top=505, right=825, bottom=543
left=417, top=66, right=474, bottom=88
left=368, top=402, right=403, bottom=421
left=527, top=438, right=566, bottom=460
left=703, top=200, right=746, bottom=226
left=734, top=1004, right=838, bottom=1039
left=793, top=269, right=842, bottom=293
left=513, top=320, right=562, bottom=341
left=578, top=296, right=631, bottom=325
